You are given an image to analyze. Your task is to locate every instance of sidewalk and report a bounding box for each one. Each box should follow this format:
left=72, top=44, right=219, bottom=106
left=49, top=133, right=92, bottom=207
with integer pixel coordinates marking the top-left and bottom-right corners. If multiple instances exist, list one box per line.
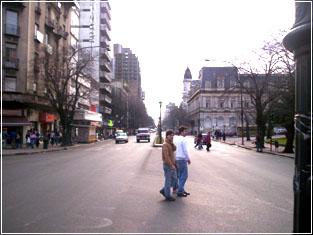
left=220, top=136, right=295, bottom=158
left=1, top=139, right=111, bottom=157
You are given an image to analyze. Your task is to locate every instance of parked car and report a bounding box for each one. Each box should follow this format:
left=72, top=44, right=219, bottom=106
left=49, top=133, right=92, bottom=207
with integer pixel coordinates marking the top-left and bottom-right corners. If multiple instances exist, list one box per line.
left=115, top=132, right=128, bottom=144
left=136, top=128, right=150, bottom=142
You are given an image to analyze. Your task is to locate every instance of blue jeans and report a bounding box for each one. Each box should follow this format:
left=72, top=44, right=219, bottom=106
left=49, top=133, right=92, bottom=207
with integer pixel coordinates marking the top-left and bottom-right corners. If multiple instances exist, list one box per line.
left=176, top=160, right=188, bottom=193
left=161, top=164, right=177, bottom=198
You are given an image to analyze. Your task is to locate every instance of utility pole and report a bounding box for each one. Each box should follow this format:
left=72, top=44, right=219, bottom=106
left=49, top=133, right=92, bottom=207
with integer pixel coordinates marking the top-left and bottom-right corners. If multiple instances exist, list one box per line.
left=283, top=1, right=311, bottom=233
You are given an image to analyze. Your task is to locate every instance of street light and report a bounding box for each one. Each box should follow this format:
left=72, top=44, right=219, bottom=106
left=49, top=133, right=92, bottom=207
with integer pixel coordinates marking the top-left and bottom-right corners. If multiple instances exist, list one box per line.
left=158, top=101, right=162, bottom=143
left=238, top=68, right=244, bottom=145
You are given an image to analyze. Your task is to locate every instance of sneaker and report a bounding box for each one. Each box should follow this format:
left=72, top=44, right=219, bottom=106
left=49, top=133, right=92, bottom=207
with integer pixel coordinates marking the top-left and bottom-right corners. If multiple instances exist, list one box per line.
left=177, top=192, right=188, bottom=197
left=165, top=197, right=176, bottom=201
left=159, top=189, right=166, bottom=198
left=183, top=191, right=190, bottom=195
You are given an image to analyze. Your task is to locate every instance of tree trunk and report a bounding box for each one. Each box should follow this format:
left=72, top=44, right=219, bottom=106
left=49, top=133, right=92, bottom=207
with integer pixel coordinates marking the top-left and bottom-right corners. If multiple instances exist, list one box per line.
left=245, top=113, right=251, bottom=141
left=283, top=123, right=295, bottom=153
left=61, top=123, right=73, bottom=146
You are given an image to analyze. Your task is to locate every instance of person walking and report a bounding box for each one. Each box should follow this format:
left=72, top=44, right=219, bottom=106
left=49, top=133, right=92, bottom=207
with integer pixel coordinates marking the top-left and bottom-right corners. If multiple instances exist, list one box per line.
left=256, top=133, right=263, bottom=152
left=174, top=126, right=191, bottom=197
left=196, top=133, right=203, bottom=150
left=159, top=129, right=177, bottom=201
left=205, top=131, right=212, bottom=151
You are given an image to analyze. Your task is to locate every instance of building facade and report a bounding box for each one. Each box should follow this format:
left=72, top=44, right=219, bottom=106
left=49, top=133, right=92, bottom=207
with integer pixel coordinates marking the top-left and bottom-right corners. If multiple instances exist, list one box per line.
left=187, top=67, right=254, bottom=135
left=113, top=44, right=142, bottom=99
left=78, top=0, right=112, bottom=138
left=2, top=1, right=79, bottom=144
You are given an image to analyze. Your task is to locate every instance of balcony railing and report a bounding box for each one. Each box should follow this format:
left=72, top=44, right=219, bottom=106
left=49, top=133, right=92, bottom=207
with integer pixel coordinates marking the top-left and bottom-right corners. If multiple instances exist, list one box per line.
left=5, top=24, right=20, bottom=37
left=3, top=57, right=19, bottom=70
left=53, top=25, right=69, bottom=39
left=45, top=17, right=56, bottom=29
left=100, top=61, right=111, bottom=73
left=35, top=6, right=41, bottom=14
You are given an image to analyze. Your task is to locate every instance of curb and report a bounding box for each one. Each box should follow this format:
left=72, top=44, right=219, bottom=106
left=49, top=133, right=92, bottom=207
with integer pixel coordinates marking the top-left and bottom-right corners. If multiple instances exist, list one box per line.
left=222, top=140, right=294, bottom=159
left=1, top=139, right=112, bottom=157
left=153, top=144, right=162, bottom=148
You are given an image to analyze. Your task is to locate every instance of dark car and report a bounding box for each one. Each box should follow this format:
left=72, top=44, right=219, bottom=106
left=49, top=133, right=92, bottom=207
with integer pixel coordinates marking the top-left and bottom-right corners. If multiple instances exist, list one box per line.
left=136, top=128, right=150, bottom=142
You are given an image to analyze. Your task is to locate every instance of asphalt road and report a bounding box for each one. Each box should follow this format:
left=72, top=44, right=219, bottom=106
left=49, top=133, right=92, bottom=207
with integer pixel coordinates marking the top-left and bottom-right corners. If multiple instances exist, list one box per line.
left=2, top=135, right=294, bottom=233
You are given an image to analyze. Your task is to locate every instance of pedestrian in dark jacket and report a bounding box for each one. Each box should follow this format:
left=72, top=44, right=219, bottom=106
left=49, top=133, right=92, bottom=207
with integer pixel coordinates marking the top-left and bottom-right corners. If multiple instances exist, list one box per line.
left=205, top=132, right=212, bottom=151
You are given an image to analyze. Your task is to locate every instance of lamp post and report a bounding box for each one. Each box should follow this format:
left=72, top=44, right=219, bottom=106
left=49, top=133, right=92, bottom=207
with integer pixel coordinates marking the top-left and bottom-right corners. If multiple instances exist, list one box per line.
left=198, top=92, right=201, bottom=134
left=283, top=1, right=311, bottom=232
left=158, top=101, right=162, bottom=143
left=238, top=69, right=244, bottom=145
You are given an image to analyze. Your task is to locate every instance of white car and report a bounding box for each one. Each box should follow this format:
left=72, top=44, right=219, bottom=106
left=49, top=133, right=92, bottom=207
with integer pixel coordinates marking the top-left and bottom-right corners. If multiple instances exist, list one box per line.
left=273, top=127, right=287, bottom=135
left=115, top=132, right=128, bottom=144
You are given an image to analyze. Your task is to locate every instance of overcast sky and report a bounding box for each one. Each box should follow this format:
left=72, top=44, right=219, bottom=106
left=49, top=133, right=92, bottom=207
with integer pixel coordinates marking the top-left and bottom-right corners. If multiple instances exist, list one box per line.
left=110, top=0, right=295, bottom=124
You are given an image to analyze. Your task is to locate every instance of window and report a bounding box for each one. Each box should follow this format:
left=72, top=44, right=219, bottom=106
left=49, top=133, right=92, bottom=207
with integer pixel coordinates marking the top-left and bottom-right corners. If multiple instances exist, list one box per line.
left=4, top=77, right=17, bottom=91
left=5, top=10, right=18, bottom=35
left=33, top=82, right=37, bottom=93
left=5, top=43, right=17, bottom=59
left=205, top=81, right=211, bottom=89
left=219, top=102, right=224, bottom=108
left=206, top=98, right=210, bottom=108
left=217, top=76, right=224, bottom=88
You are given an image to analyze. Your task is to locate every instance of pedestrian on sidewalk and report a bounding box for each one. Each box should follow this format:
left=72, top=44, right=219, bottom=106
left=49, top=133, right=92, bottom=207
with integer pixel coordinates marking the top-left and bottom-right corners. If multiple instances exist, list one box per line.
left=174, top=126, right=191, bottom=198
left=160, top=129, right=177, bottom=202
left=195, top=133, right=203, bottom=150
left=274, top=140, right=279, bottom=152
left=256, top=134, right=263, bottom=152
left=205, top=131, right=212, bottom=151
left=15, top=132, right=21, bottom=149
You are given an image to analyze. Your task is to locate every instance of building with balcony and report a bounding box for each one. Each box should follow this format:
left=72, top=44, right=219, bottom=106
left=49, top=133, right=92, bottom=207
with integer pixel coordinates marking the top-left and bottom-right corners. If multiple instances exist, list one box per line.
left=78, top=0, right=112, bottom=137
left=113, top=44, right=142, bottom=99
left=2, top=1, right=78, bottom=145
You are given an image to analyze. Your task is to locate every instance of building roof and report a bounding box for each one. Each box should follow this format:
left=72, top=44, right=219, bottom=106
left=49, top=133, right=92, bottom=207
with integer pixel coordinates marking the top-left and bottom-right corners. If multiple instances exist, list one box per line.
left=184, top=67, right=192, bottom=80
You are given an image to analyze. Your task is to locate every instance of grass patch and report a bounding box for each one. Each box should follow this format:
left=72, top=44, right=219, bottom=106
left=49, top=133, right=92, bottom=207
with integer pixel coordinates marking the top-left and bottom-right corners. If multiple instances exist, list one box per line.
left=154, top=136, right=164, bottom=145
left=265, top=137, right=291, bottom=146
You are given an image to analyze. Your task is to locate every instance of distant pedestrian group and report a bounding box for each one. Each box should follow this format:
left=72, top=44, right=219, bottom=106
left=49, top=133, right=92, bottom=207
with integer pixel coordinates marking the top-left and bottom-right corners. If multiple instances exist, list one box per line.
left=25, top=129, right=62, bottom=149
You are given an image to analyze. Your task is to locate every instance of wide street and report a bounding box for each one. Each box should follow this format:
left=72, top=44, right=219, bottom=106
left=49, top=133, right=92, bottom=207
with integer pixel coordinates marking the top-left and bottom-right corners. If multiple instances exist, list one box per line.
left=2, top=134, right=294, bottom=233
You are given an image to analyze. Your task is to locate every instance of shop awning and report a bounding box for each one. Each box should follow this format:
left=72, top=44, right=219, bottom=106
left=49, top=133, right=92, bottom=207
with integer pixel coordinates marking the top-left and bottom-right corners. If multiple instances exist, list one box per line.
left=1, top=117, right=32, bottom=126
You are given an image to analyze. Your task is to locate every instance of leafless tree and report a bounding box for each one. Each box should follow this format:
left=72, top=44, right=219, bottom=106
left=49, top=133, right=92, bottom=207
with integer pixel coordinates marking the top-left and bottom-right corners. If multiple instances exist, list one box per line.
left=262, top=35, right=295, bottom=153
left=236, top=33, right=295, bottom=150
left=40, top=46, right=97, bottom=146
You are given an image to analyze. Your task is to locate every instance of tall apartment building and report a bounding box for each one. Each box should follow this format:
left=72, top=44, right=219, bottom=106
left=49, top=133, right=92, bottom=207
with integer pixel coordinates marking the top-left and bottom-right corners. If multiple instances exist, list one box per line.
left=113, top=44, right=142, bottom=99
left=79, top=0, right=112, bottom=137
left=2, top=1, right=79, bottom=142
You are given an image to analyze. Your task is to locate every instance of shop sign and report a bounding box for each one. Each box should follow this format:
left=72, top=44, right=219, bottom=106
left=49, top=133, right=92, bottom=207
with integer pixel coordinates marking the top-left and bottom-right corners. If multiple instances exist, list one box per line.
left=108, top=119, right=114, bottom=127
left=39, top=112, right=56, bottom=123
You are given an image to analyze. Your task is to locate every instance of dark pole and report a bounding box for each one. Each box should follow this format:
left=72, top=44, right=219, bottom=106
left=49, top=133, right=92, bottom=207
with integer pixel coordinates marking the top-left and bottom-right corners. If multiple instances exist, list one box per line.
left=283, top=1, right=311, bottom=233
left=239, top=70, right=244, bottom=145
left=198, top=92, right=201, bottom=134
left=159, top=101, right=162, bottom=142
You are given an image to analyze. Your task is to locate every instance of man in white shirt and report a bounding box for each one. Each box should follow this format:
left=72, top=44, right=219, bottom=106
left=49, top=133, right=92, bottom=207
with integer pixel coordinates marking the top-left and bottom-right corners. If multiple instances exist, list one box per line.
left=174, top=126, right=191, bottom=197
